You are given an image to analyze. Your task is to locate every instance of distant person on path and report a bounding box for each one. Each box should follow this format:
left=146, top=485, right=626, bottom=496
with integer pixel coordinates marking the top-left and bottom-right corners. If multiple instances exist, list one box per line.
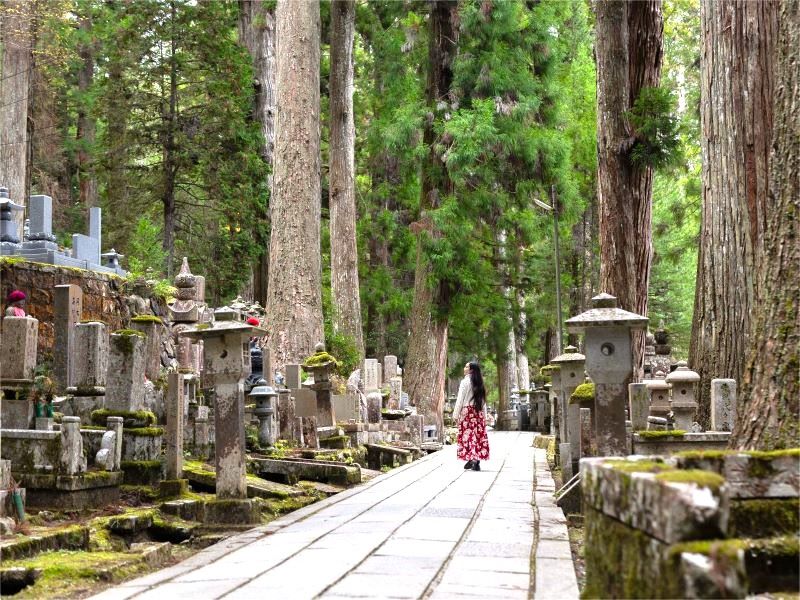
left=4, top=290, right=27, bottom=317
left=454, top=361, right=490, bottom=471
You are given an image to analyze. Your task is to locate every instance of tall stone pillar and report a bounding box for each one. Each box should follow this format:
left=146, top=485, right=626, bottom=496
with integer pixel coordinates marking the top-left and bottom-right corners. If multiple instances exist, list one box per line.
left=54, top=284, right=82, bottom=390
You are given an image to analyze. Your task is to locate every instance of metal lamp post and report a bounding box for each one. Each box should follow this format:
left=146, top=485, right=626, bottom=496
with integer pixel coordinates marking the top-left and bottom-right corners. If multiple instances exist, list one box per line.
left=534, top=185, right=563, bottom=355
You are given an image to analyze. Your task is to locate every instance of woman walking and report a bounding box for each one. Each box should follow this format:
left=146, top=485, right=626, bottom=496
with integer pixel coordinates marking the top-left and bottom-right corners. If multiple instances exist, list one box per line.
left=454, top=361, right=490, bottom=471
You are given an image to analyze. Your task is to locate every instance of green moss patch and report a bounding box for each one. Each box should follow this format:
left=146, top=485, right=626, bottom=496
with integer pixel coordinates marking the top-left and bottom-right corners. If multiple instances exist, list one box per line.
left=302, top=351, right=341, bottom=369
left=2, top=550, right=151, bottom=598
left=570, top=382, right=595, bottom=404
left=130, top=315, right=163, bottom=325
left=607, top=460, right=675, bottom=474
left=729, top=499, right=800, bottom=538
left=540, top=364, right=560, bottom=376
left=636, top=429, right=687, bottom=440
left=124, top=427, right=164, bottom=437
left=654, top=469, right=725, bottom=491
left=91, top=409, right=157, bottom=427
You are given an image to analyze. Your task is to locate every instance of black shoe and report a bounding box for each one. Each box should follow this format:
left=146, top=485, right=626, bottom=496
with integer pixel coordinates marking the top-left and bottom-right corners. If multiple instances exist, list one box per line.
left=463, top=460, right=474, bottom=469
left=472, top=461, right=481, bottom=471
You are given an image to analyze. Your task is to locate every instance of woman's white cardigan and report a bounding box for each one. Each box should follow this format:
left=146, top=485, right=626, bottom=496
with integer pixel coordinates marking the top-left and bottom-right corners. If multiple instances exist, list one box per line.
left=453, top=375, right=487, bottom=423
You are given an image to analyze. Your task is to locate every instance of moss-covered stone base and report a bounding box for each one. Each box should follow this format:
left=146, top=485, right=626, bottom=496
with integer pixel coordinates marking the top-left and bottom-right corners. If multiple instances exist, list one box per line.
left=204, top=498, right=260, bottom=525
left=121, top=460, right=163, bottom=486
left=158, top=479, right=189, bottom=498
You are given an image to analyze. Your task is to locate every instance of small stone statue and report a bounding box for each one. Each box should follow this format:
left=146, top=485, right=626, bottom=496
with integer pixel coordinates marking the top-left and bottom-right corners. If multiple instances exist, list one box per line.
left=274, top=371, right=285, bottom=387
left=5, top=289, right=26, bottom=317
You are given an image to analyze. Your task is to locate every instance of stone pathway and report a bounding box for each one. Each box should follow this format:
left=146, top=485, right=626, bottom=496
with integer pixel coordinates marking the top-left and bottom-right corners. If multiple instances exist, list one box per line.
left=92, top=431, right=578, bottom=600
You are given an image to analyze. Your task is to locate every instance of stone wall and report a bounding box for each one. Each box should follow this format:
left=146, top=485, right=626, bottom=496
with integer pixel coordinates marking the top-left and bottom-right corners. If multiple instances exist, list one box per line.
left=581, top=452, right=800, bottom=598
left=1, top=258, right=169, bottom=363
left=1, top=259, right=128, bottom=362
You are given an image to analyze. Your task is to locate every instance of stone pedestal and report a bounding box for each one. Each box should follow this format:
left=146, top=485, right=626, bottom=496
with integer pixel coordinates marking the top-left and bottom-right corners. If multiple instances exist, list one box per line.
left=54, top=284, right=82, bottom=390
left=710, top=379, right=736, bottom=432
left=2, top=398, right=34, bottom=429
left=130, top=318, right=164, bottom=381
left=383, top=355, right=398, bottom=382
left=366, top=391, right=382, bottom=424
left=165, top=372, right=184, bottom=480
left=105, top=331, right=147, bottom=412
left=180, top=321, right=263, bottom=500
left=387, top=377, right=402, bottom=410
left=0, top=316, right=38, bottom=380
left=285, top=364, right=302, bottom=390
left=580, top=408, right=593, bottom=457
left=69, top=321, right=109, bottom=394
left=628, top=383, right=649, bottom=431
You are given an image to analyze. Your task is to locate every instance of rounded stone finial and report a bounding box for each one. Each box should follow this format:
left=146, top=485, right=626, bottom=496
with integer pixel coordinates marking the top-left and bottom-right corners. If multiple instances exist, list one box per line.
left=564, top=345, right=577, bottom=353
left=314, top=342, right=325, bottom=353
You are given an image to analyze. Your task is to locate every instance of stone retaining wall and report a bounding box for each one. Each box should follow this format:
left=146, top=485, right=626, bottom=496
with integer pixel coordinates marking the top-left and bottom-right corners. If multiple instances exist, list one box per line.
left=1, top=259, right=129, bottom=361
left=582, top=451, right=800, bottom=598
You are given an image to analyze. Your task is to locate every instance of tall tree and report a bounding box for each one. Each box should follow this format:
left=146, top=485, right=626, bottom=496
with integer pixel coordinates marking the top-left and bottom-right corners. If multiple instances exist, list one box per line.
left=0, top=0, right=33, bottom=214
left=266, top=0, right=324, bottom=371
left=329, top=0, right=364, bottom=358
left=690, top=0, right=778, bottom=426
left=404, top=0, right=458, bottom=436
left=75, top=5, right=97, bottom=208
left=595, top=0, right=664, bottom=378
left=731, top=0, right=799, bottom=451
left=238, top=0, right=276, bottom=305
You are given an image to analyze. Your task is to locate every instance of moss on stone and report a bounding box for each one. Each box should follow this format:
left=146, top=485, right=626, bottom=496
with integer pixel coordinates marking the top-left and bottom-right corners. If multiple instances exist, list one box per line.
left=2, top=549, right=151, bottom=598
left=729, top=499, right=800, bottom=538
left=570, top=383, right=595, bottom=404
left=90, top=409, right=157, bottom=426
left=81, top=470, right=119, bottom=484
left=654, top=469, right=725, bottom=491
left=302, top=351, right=340, bottom=369
left=261, top=495, right=317, bottom=516
left=124, top=427, right=164, bottom=437
left=112, top=329, right=145, bottom=337
left=540, top=364, right=560, bottom=376
left=674, top=449, right=729, bottom=461
left=608, top=460, right=674, bottom=474
left=636, top=429, right=687, bottom=439
left=130, top=315, right=164, bottom=325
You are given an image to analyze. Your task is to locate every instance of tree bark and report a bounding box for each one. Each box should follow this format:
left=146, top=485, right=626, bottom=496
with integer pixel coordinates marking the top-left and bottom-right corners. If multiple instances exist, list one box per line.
left=690, top=0, right=778, bottom=428
left=329, top=0, right=364, bottom=359
left=404, top=0, right=458, bottom=439
left=595, top=0, right=663, bottom=381
left=0, top=0, right=33, bottom=218
left=730, top=0, right=799, bottom=450
left=238, top=0, right=276, bottom=306
left=266, top=0, right=324, bottom=372
left=76, top=11, right=97, bottom=208
left=162, top=1, right=178, bottom=276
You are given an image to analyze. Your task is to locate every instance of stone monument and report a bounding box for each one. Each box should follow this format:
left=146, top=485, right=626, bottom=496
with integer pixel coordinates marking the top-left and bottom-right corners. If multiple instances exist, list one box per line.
left=565, top=293, right=648, bottom=456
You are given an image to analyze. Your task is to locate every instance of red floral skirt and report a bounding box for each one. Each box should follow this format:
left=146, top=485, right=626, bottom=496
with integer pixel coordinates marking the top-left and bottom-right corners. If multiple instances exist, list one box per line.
left=457, top=406, right=490, bottom=462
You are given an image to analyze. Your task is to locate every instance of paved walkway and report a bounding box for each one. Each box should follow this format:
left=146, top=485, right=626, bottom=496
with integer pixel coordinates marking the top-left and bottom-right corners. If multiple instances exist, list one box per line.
left=92, top=431, right=579, bottom=600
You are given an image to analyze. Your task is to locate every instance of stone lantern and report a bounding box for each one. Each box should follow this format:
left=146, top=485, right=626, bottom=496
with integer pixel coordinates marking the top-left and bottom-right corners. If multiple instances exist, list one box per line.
left=531, top=387, right=549, bottom=433
left=665, top=361, right=700, bottom=430
left=551, top=345, right=586, bottom=474
left=249, top=379, right=277, bottom=448
left=565, top=293, right=648, bottom=456
left=180, top=320, right=265, bottom=508
left=302, top=343, right=339, bottom=429
left=543, top=383, right=554, bottom=435
left=646, top=370, right=672, bottom=421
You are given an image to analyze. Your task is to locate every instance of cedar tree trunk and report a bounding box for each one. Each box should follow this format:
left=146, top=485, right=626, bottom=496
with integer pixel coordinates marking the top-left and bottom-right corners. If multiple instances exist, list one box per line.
left=730, top=0, right=799, bottom=450
left=329, top=0, right=364, bottom=359
left=404, top=0, right=458, bottom=439
left=690, top=0, right=778, bottom=427
left=266, top=0, right=324, bottom=371
left=238, top=0, right=276, bottom=306
left=595, top=0, right=663, bottom=380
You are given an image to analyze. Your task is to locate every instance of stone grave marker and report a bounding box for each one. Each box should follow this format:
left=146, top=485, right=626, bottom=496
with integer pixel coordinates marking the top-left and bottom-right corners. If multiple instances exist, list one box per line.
left=54, top=284, right=82, bottom=390
left=710, top=378, right=737, bottom=432
left=105, top=331, right=147, bottom=412
left=293, top=388, right=317, bottom=418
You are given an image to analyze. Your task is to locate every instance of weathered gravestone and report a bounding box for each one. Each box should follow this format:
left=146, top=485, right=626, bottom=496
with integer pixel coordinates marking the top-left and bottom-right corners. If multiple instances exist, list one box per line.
left=105, top=330, right=147, bottom=412
left=54, top=284, right=82, bottom=390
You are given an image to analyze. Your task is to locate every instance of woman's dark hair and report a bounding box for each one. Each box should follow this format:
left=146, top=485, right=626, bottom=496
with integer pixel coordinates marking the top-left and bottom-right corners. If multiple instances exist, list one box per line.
left=468, top=361, right=486, bottom=411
